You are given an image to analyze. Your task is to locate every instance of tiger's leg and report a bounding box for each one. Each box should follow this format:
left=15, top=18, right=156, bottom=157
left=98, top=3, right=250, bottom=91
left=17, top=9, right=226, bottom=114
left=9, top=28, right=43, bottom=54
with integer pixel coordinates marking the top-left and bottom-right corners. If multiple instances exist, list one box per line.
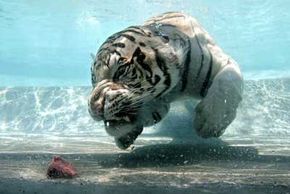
left=115, top=99, right=170, bottom=149
left=194, top=62, right=243, bottom=138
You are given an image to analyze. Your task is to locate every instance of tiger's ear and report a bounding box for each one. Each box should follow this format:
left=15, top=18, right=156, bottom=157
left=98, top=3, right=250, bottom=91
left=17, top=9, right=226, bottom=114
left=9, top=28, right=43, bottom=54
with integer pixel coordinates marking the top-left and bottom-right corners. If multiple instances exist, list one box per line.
left=90, top=53, right=95, bottom=61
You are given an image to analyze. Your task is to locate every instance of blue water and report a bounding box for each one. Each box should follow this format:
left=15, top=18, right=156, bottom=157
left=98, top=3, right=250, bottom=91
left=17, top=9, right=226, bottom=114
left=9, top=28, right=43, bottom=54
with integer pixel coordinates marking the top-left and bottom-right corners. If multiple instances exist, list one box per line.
left=1, top=0, right=290, bottom=86
left=0, top=0, right=290, bottom=143
left=1, top=1, right=290, bottom=193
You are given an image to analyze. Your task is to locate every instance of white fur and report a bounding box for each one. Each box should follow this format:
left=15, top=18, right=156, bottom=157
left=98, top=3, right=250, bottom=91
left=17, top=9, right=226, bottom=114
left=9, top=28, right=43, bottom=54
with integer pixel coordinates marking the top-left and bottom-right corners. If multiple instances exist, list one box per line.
left=89, top=12, right=244, bottom=149
left=194, top=60, right=243, bottom=137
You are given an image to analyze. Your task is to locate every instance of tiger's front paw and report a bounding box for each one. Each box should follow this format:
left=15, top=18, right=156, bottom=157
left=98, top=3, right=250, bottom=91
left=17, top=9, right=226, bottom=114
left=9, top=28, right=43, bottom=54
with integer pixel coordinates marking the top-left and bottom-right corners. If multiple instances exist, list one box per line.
left=194, top=98, right=236, bottom=138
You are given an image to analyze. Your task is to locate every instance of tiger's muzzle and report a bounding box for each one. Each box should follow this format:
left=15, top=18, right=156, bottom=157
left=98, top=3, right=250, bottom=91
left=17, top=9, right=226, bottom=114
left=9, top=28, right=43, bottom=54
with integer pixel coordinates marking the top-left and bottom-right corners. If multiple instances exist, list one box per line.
left=88, top=80, right=141, bottom=137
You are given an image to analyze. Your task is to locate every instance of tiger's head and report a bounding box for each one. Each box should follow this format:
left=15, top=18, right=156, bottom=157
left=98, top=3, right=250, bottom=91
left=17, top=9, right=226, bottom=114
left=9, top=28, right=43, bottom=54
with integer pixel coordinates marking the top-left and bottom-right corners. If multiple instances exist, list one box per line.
left=88, top=27, right=180, bottom=138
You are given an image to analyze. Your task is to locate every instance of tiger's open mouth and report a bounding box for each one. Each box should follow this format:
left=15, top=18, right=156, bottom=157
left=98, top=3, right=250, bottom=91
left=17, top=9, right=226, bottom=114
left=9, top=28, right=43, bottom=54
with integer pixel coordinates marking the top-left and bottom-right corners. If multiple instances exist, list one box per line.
left=104, top=117, right=144, bottom=145
left=104, top=119, right=128, bottom=130
left=104, top=119, right=139, bottom=137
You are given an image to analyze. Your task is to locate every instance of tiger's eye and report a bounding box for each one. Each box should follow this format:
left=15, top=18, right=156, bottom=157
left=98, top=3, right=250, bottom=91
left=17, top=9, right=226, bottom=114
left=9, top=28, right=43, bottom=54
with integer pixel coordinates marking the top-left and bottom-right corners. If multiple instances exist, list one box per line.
left=118, top=57, right=127, bottom=64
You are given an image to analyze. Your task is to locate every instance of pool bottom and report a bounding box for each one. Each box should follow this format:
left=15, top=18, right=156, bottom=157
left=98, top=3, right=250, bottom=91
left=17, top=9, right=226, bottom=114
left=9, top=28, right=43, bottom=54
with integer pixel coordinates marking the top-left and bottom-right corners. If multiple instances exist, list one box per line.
left=1, top=138, right=290, bottom=194
left=0, top=177, right=289, bottom=194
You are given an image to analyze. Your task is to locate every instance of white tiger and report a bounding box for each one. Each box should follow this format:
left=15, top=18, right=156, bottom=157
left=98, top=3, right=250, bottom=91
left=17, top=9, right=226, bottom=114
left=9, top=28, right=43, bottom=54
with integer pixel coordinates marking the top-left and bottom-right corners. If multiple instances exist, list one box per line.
left=88, top=12, right=243, bottom=149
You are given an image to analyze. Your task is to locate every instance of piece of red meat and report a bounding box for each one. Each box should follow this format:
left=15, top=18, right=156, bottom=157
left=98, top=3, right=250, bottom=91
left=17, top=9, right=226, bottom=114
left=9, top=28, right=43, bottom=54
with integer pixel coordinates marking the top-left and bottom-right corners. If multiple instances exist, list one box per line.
left=47, top=156, right=77, bottom=178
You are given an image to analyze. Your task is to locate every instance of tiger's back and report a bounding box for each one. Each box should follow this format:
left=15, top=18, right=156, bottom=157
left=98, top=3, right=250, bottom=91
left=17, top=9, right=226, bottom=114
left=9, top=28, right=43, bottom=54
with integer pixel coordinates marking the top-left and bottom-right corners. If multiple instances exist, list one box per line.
left=144, top=12, right=235, bottom=98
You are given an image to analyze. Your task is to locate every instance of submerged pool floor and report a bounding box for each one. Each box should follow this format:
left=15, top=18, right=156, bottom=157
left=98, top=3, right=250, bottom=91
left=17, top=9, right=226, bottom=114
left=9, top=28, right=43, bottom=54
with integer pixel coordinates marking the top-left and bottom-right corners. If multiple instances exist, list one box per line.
left=0, top=136, right=290, bottom=194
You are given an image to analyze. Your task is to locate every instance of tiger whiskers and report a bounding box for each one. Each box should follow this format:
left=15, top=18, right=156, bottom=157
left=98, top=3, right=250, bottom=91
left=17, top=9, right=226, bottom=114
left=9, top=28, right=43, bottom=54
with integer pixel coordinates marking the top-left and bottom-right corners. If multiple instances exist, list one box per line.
left=104, top=78, right=167, bottom=119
